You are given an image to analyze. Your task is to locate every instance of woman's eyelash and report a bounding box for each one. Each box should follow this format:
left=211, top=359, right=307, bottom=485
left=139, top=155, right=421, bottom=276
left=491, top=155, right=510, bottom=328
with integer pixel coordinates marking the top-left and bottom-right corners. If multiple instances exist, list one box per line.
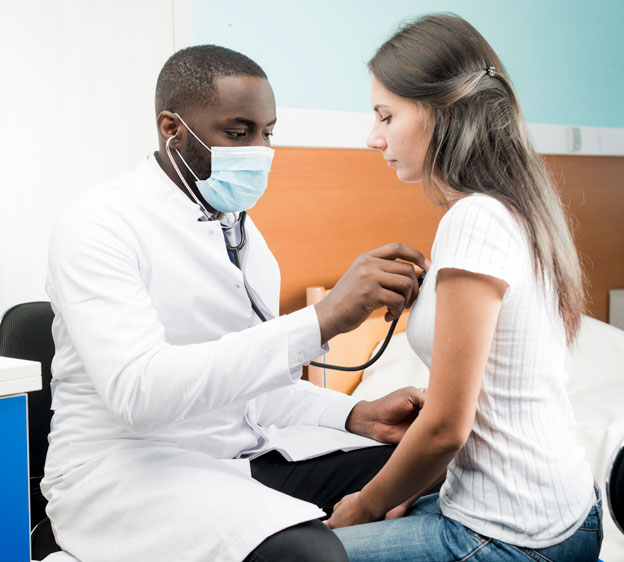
left=380, top=115, right=392, bottom=123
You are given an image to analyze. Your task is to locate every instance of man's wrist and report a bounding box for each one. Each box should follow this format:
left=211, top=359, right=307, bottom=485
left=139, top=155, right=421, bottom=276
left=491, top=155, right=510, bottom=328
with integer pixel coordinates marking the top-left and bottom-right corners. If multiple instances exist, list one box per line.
left=345, top=400, right=374, bottom=438
left=314, top=300, right=336, bottom=344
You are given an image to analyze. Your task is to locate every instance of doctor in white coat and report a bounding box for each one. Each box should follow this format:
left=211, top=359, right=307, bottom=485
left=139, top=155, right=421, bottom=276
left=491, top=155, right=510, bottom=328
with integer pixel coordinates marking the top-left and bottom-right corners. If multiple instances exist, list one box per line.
left=43, top=45, right=429, bottom=562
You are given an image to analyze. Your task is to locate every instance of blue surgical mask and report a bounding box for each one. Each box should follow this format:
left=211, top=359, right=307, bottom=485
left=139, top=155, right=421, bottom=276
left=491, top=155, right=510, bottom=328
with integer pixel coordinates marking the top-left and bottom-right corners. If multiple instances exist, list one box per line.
left=168, top=113, right=274, bottom=214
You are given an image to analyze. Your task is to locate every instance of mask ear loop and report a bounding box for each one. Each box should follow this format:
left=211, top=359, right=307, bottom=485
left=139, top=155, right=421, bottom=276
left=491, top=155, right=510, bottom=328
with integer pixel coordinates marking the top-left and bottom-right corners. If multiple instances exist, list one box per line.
left=174, top=112, right=213, bottom=153
left=165, top=134, right=215, bottom=220
left=174, top=147, right=201, bottom=182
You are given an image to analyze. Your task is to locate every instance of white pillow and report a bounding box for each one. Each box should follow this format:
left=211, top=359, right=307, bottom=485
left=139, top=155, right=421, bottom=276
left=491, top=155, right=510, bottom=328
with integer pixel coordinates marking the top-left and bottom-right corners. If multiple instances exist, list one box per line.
left=352, top=315, right=624, bottom=559
left=351, top=331, right=428, bottom=401
left=564, top=316, right=624, bottom=562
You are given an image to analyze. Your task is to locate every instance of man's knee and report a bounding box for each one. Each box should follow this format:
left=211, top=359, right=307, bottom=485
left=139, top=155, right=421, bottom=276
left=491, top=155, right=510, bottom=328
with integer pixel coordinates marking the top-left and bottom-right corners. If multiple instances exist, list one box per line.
left=243, top=520, right=348, bottom=562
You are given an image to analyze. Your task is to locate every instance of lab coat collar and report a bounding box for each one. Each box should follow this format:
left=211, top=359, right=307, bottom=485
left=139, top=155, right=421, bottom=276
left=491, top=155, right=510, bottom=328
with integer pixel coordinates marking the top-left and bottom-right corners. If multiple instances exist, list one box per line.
left=144, top=153, right=207, bottom=222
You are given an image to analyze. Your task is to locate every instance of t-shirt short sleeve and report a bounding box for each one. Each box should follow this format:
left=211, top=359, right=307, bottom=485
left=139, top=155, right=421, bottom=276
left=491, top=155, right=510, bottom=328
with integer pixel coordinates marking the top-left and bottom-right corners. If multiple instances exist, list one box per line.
left=432, top=194, right=527, bottom=289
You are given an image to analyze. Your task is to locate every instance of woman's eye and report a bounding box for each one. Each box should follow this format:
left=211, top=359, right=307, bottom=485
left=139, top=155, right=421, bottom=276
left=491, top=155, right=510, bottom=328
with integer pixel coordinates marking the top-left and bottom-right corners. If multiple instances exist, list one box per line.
left=380, top=115, right=392, bottom=123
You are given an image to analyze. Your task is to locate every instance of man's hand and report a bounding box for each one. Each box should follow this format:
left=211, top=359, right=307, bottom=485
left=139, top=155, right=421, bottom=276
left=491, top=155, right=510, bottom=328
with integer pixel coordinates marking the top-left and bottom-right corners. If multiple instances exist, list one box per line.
left=345, top=386, right=427, bottom=444
left=314, top=243, right=429, bottom=344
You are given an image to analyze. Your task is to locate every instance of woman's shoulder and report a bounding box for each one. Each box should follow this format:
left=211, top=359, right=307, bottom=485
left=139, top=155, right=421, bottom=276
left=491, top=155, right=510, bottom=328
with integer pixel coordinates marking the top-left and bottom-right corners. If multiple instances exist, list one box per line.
left=447, top=193, right=515, bottom=220
left=439, top=193, right=521, bottom=238
left=433, top=193, right=528, bottom=272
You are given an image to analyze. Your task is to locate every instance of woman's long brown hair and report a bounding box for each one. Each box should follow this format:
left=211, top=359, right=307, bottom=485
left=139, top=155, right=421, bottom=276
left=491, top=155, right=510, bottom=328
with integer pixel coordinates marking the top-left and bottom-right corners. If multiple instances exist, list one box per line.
left=369, top=14, right=585, bottom=344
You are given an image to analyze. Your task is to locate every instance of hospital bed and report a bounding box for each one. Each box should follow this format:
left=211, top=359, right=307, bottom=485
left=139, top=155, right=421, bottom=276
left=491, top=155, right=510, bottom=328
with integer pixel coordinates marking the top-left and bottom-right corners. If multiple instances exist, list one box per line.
left=306, top=286, right=624, bottom=561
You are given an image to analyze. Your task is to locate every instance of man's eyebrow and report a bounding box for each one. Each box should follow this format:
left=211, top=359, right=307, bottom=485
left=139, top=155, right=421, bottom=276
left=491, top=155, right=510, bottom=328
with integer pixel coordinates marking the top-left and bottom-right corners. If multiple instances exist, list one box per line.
left=224, top=117, right=277, bottom=127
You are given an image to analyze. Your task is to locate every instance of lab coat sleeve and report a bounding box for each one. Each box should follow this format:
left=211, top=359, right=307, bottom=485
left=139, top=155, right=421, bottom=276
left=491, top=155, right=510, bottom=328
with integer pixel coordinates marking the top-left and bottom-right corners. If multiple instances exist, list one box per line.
left=47, top=205, right=325, bottom=435
left=254, top=381, right=362, bottom=431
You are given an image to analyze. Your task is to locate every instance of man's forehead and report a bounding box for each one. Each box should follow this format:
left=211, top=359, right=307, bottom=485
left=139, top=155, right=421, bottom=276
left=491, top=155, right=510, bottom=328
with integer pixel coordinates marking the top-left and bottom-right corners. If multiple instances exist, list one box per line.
left=210, top=75, right=276, bottom=122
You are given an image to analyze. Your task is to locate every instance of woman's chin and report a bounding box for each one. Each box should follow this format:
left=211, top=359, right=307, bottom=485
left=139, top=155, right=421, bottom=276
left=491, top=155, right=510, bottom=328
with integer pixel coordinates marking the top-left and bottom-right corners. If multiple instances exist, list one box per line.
left=396, top=168, right=423, bottom=183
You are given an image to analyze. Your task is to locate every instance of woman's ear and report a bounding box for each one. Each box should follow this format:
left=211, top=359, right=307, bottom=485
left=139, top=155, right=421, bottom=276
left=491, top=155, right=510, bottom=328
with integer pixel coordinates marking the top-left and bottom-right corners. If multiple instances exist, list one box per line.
left=156, top=111, right=182, bottom=147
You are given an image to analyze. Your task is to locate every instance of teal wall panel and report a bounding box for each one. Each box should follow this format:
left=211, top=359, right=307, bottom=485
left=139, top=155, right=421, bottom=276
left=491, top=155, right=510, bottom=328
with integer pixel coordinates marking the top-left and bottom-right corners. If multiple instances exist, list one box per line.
left=193, top=0, right=624, bottom=127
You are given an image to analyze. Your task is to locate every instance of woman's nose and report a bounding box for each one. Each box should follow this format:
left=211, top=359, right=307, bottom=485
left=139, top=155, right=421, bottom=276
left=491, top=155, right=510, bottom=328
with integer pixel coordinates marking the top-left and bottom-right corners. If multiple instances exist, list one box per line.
left=367, top=127, right=386, bottom=151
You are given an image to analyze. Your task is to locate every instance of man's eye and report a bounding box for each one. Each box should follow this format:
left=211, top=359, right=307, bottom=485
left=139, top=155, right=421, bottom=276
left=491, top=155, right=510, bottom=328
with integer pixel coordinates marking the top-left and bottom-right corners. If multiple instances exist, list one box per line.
left=263, top=131, right=274, bottom=139
left=227, top=130, right=246, bottom=139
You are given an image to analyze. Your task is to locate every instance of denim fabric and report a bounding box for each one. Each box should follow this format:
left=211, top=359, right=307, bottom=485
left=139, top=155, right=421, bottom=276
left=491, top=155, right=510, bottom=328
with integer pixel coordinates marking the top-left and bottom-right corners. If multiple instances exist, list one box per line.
left=334, top=488, right=602, bottom=562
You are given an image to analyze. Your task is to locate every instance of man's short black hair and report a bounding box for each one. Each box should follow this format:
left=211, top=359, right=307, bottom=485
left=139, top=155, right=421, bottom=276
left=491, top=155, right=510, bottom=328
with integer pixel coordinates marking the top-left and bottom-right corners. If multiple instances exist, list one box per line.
left=155, top=45, right=267, bottom=115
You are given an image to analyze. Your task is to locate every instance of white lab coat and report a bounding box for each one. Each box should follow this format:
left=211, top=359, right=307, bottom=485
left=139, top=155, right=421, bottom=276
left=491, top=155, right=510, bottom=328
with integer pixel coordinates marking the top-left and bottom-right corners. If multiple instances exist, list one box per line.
left=42, top=156, right=378, bottom=562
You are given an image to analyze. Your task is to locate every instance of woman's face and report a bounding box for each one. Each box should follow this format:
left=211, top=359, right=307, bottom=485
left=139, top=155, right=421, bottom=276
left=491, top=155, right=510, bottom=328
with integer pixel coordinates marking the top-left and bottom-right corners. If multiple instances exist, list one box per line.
left=367, top=75, right=434, bottom=183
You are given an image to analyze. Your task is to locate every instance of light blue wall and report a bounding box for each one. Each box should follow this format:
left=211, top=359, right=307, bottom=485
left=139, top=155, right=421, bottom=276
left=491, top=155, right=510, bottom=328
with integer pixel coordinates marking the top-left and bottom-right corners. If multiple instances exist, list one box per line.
left=193, top=0, right=624, bottom=128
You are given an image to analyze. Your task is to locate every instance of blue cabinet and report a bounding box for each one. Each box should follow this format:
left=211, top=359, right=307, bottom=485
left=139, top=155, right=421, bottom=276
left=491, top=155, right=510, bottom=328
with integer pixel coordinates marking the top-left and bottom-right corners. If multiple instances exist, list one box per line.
left=0, top=357, right=41, bottom=562
left=0, top=394, right=31, bottom=562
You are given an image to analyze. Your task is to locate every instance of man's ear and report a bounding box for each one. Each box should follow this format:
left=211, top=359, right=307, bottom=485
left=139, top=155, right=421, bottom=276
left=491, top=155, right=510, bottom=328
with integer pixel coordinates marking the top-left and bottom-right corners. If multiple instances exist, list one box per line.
left=156, top=111, right=183, bottom=148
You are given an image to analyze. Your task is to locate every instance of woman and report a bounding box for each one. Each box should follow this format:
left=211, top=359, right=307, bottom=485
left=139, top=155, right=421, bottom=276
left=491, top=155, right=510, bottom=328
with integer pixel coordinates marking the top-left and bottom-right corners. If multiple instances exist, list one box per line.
left=329, top=14, right=603, bottom=562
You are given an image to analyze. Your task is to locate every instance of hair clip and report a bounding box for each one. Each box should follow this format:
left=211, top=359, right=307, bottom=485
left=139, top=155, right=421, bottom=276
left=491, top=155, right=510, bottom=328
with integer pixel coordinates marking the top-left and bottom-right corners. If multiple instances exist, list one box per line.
left=487, top=66, right=496, bottom=77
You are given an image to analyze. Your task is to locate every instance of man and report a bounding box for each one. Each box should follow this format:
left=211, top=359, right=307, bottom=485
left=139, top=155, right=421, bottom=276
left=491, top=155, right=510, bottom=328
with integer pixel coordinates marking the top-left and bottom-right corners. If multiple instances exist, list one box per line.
left=43, top=45, right=428, bottom=562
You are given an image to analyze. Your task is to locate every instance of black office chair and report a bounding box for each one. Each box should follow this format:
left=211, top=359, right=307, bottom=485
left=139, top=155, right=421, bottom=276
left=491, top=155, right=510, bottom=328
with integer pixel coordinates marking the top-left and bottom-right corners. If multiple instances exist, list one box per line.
left=606, top=435, right=624, bottom=537
left=0, top=301, right=61, bottom=559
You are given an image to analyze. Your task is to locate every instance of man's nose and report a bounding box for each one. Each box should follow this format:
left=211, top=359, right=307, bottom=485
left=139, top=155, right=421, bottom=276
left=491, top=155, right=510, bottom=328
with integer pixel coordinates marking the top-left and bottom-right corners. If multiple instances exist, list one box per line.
left=249, top=131, right=270, bottom=147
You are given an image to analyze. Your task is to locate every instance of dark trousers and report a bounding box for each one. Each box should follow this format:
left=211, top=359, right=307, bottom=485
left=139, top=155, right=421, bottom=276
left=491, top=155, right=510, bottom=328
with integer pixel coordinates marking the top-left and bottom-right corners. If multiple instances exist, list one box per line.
left=243, top=446, right=395, bottom=562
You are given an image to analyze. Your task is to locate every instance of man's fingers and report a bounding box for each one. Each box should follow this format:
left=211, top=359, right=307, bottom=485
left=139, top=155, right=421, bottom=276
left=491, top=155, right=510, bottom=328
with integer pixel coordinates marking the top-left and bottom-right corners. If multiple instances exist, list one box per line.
left=379, top=260, right=422, bottom=307
left=376, top=286, right=408, bottom=320
left=376, top=270, right=419, bottom=313
left=373, top=256, right=423, bottom=280
left=318, top=243, right=428, bottom=341
left=367, top=242, right=430, bottom=270
left=366, top=250, right=425, bottom=307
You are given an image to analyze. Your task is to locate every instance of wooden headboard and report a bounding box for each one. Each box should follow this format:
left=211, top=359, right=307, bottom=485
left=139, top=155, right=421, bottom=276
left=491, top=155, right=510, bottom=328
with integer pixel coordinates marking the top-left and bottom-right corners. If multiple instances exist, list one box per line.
left=250, top=148, right=624, bottom=324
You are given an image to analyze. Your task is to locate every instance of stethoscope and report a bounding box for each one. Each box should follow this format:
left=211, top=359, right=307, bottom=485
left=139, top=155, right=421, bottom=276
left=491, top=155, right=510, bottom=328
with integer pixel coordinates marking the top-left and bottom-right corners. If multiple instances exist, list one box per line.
left=223, top=212, right=426, bottom=372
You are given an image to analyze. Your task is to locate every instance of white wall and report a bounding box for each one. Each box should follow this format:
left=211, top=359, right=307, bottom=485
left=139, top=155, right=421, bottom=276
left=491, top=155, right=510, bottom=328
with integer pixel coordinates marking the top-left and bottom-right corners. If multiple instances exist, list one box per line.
left=0, top=0, right=192, bottom=314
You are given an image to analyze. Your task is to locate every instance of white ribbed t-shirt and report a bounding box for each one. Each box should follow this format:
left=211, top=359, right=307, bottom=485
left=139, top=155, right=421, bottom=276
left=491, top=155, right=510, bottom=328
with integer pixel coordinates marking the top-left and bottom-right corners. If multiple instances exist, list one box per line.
left=407, top=194, right=594, bottom=548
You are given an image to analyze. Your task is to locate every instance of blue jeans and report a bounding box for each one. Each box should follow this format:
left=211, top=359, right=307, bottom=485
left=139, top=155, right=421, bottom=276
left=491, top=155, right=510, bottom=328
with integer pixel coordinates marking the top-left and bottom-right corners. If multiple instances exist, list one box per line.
left=334, top=487, right=603, bottom=562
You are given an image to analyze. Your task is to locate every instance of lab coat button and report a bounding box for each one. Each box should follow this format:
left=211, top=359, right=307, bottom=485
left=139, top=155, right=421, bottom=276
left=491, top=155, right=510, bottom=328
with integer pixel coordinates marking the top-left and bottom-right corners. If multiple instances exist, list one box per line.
left=296, top=351, right=305, bottom=362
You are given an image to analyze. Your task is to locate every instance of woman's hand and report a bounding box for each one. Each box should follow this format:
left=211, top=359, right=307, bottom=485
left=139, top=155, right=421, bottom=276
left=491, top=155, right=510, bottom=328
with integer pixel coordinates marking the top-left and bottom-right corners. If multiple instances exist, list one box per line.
left=326, top=491, right=379, bottom=529
left=384, top=492, right=421, bottom=520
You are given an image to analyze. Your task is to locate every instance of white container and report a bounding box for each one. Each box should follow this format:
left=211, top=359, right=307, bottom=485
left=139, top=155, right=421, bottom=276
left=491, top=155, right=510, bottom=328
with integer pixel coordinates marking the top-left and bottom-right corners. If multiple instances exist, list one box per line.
left=609, top=288, right=624, bottom=331
left=0, top=356, right=41, bottom=396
